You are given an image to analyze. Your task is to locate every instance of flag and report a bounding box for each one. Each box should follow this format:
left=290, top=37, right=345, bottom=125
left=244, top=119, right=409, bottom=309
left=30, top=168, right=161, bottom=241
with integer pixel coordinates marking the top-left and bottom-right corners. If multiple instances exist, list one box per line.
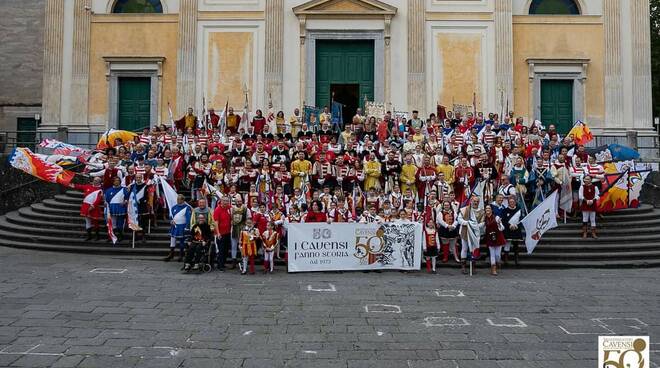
left=266, top=97, right=277, bottom=134
left=219, top=100, right=229, bottom=136
left=303, top=105, right=322, bottom=130
left=521, top=190, right=558, bottom=254
left=470, top=180, right=486, bottom=209
left=104, top=206, right=117, bottom=244
left=596, top=171, right=628, bottom=212
left=167, top=156, right=182, bottom=181
left=127, top=186, right=145, bottom=231
left=238, top=92, right=249, bottom=132
left=159, top=177, right=179, bottom=217
left=39, top=139, right=89, bottom=157
left=8, top=147, right=75, bottom=186
left=568, top=120, right=593, bottom=145
left=585, top=145, right=612, bottom=163
left=628, top=170, right=651, bottom=208
left=168, top=102, right=176, bottom=133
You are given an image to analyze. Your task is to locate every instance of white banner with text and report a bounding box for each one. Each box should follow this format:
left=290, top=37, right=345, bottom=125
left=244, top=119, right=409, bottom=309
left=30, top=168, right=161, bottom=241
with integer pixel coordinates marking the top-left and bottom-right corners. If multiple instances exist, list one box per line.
left=287, top=222, right=423, bottom=272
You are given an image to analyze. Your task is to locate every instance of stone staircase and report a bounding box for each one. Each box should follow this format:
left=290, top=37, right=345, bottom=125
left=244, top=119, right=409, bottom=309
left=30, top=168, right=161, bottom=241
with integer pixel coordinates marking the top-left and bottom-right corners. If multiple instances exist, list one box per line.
left=1, top=190, right=660, bottom=268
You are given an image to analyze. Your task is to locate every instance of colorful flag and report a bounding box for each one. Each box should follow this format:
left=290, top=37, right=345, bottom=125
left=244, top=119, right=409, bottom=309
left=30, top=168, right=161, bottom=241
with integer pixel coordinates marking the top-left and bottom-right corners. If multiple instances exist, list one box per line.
left=628, top=170, right=651, bottom=208
left=596, top=171, right=629, bottom=212
left=127, top=185, right=145, bottom=231
left=39, top=139, right=89, bottom=157
left=168, top=102, right=176, bottom=133
left=105, top=206, right=117, bottom=244
left=521, top=190, right=558, bottom=254
left=568, top=120, right=593, bottom=145
left=159, top=177, right=179, bottom=217
left=8, top=147, right=75, bottom=186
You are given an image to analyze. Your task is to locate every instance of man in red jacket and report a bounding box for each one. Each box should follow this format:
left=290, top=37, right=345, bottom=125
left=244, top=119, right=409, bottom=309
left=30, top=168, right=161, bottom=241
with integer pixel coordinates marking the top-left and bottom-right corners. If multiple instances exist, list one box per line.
left=213, top=197, right=232, bottom=271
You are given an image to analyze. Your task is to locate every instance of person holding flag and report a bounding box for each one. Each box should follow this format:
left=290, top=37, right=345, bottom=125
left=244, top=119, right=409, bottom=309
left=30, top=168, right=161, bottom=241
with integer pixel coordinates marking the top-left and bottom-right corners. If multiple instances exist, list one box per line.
left=458, top=196, right=485, bottom=275
left=483, top=204, right=506, bottom=276
left=104, top=176, right=128, bottom=243
left=71, top=177, right=104, bottom=241
left=164, top=194, right=192, bottom=262
left=500, top=196, right=522, bottom=265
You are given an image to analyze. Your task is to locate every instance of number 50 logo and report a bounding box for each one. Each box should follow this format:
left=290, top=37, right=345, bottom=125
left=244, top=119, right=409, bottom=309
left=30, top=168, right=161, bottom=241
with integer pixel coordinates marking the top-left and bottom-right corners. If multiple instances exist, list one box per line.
left=313, top=229, right=331, bottom=239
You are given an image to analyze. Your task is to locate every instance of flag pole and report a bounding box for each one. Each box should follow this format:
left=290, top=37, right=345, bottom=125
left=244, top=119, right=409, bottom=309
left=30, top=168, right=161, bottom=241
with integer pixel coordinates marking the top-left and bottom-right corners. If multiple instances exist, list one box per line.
left=132, top=231, right=135, bottom=249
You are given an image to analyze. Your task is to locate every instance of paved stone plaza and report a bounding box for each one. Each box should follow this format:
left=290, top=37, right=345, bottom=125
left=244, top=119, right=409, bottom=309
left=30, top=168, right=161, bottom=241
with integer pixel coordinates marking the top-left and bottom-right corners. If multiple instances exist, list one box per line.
left=0, top=246, right=658, bottom=368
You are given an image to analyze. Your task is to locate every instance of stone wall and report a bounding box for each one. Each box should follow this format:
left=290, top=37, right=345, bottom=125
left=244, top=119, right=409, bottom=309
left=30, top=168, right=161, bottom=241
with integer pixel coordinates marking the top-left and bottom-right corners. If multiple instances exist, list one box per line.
left=0, top=0, right=45, bottom=133
left=0, top=154, right=62, bottom=216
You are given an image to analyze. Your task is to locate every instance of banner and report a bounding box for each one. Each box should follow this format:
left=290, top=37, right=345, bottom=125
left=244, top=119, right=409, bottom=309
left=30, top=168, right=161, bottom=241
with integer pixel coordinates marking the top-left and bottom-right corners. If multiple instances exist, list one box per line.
left=8, top=147, right=75, bottom=186
left=521, top=190, right=558, bottom=255
left=287, top=222, right=423, bottom=272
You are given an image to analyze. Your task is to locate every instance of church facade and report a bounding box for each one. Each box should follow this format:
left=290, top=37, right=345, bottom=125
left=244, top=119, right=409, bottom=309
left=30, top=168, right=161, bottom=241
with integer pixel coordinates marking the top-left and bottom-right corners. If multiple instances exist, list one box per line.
left=33, top=0, right=654, bottom=144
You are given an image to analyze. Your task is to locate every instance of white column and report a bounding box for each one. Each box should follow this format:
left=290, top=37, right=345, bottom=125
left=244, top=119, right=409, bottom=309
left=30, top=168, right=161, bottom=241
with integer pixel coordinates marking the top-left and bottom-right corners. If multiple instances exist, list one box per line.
left=407, top=0, right=425, bottom=113
left=70, top=0, right=91, bottom=128
left=494, top=0, right=513, bottom=114
left=265, top=0, right=284, bottom=109
left=176, top=0, right=198, bottom=115
left=630, top=0, right=653, bottom=129
left=603, top=0, right=623, bottom=129
left=41, top=0, right=65, bottom=127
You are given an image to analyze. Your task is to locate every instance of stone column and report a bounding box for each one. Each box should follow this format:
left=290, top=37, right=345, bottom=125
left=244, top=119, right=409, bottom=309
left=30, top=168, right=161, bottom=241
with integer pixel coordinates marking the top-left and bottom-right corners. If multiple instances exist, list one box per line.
left=265, top=0, right=284, bottom=109
left=603, top=0, right=623, bottom=129
left=384, top=16, right=392, bottom=108
left=299, top=16, right=307, bottom=108
left=494, top=0, right=513, bottom=114
left=41, top=0, right=65, bottom=127
left=407, top=0, right=425, bottom=112
left=70, top=0, right=91, bottom=128
left=176, top=0, right=198, bottom=115
left=630, top=0, right=653, bottom=129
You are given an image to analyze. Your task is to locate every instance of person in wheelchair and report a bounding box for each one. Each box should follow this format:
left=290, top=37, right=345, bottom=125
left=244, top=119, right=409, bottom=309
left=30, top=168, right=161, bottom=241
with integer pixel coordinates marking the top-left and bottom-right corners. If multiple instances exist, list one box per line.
left=184, top=214, right=214, bottom=272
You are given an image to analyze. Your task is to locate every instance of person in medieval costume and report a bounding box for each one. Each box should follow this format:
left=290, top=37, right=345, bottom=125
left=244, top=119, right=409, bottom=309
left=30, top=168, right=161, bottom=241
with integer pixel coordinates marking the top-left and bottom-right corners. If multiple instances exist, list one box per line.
left=437, top=200, right=459, bottom=263
left=458, top=196, right=484, bottom=275
left=164, top=194, right=192, bottom=262
left=71, top=177, right=104, bottom=241
left=579, top=175, right=600, bottom=239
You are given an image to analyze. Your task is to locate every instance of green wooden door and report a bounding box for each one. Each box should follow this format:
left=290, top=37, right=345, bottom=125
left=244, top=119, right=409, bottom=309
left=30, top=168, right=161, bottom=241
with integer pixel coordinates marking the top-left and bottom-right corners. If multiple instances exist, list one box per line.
left=315, top=40, right=374, bottom=109
left=118, top=77, right=151, bottom=131
left=540, top=79, right=573, bottom=133
left=16, top=118, right=37, bottom=151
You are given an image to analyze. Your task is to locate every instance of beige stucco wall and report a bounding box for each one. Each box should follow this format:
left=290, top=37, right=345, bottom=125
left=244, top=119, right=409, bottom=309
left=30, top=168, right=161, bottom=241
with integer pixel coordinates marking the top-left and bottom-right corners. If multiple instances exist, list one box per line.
left=88, top=15, right=178, bottom=125
left=512, top=16, right=605, bottom=126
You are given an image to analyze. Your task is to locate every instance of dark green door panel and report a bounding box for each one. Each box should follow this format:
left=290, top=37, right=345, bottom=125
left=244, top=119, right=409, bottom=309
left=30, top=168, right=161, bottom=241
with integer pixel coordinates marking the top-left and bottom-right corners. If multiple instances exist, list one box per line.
left=315, top=40, right=374, bottom=110
left=540, top=79, right=573, bottom=134
left=118, top=77, right=151, bottom=131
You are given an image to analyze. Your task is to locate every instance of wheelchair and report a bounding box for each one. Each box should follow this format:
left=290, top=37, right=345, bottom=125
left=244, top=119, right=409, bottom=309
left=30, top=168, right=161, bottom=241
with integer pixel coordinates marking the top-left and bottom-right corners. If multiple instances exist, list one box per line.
left=182, top=238, right=213, bottom=273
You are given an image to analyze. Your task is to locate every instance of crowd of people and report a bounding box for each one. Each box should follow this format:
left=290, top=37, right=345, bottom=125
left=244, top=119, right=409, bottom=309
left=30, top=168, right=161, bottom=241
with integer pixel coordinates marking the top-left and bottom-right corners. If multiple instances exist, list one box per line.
left=72, top=105, right=605, bottom=276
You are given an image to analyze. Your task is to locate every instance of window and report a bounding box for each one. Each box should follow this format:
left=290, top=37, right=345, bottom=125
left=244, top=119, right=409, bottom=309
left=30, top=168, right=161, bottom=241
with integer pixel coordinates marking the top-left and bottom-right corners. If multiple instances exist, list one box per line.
left=529, top=0, right=580, bottom=15
left=112, top=0, right=163, bottom=13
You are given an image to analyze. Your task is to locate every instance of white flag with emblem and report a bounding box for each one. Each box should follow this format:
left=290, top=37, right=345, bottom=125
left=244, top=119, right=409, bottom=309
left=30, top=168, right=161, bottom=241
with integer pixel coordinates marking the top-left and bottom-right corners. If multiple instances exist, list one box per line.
left=520, top=190, right=558, bottom=254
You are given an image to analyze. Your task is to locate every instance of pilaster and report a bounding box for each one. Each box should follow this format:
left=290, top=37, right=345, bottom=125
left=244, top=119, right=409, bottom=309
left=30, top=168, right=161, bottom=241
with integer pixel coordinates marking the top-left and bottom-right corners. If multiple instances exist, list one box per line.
left=494, top=0, right=513, bottom=114
left=41, top=0, right=65, bottom=127
left=407, top=0, right=425, bottom=112
left=630, top=0, right=653, bottom=129
left=176, top=0, right=198, bottom=115
left=603, top=0, right=623, bottom=129
left=70, top=0, right=91, bottom=128
left=265, top=0, right=284, bottom=109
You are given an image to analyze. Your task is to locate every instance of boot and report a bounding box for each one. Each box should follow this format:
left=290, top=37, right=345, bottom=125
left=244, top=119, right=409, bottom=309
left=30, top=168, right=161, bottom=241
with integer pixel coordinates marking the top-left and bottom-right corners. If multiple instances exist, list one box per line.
left=441, top=244, right=449, bottom=263
left=163, top=249, right=174, bottom=262
left=425, top=259, right=431, bottom=273
left=502, top=251, right=509, bottom=265
left=84, top=229, right=92, bottom=241
left=460, top=260, right=468, bottom=275
left=94, top=229, right=101, bottom=241
left=581, top=224, right=588, bottom=239
left=591, top=227, right=598, bottom=239
left=177, top=249, right=184, bottom=262
left=249, top=257, right=255, bottom=274
left=490, top=265, right=498, bottom=276
left=231, top=258, right=237, bottom=270
left=263, top=261, right=269, bottom=274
